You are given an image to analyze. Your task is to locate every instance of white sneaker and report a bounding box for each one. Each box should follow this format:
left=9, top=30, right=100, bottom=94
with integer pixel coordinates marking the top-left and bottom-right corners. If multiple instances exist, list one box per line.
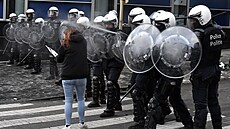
left=78, top=123, right=88, bottom=129
left=63, top=125, right=71, bottom=129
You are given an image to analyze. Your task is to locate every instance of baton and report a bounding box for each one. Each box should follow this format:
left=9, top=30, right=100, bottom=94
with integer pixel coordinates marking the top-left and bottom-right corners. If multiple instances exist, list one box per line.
left=2, top=42, right=10, bottom=55
left=19, top=49, right=34, bottom=63
left=119, top=83, right=136, bottom=103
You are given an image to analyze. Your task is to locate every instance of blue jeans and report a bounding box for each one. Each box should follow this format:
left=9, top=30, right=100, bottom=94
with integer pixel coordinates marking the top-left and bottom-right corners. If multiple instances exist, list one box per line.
left=62, top=78, right=87, bottom=125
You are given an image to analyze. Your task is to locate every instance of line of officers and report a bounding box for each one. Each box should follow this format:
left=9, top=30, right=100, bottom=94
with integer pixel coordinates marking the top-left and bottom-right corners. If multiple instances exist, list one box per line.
left=84, top=5, right=224, bottom=129
left=6, top=4, right=225, bottom=129
left=6, top=7, right=87, bottom=80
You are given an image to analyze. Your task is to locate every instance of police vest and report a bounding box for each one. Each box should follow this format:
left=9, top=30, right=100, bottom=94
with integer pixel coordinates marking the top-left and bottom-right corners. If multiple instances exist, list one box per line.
left=195, top=25, right=224, bottom=68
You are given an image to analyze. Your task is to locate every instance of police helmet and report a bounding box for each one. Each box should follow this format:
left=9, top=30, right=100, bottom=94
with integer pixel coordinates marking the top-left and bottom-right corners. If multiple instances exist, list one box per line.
left=35, top=18, right=45, bottom=26
left=103, top=13, right=118, bottom=29
left=149, top=10, right=165, bottom=25
left=132, top=14, right=151, bottom=25
left=77, top=16, right=90, bottom=24
left=187, top=5, right=212, bottom=30
left=9, top=13, right=17, bottom=23
left=109, top=10, right=118, bottom=16
left=68, top=8, right=79, bottom=21
left=154, top=11, right=176, bottom=31
left=17, top=14, right=27, bottom=22
left=94, top=16, right=104, bottom=23
left=128, top=7, right=145, bottom=25
left=48, top=6, right=59, bottom=18
left=26, top=9, right=35, bottom=21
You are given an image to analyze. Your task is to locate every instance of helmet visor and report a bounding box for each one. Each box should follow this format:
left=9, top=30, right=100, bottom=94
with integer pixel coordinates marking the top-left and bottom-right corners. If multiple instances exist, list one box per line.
left=187, top=18, right=201, bottom=30
left=48, top=10, right=58, bottom=17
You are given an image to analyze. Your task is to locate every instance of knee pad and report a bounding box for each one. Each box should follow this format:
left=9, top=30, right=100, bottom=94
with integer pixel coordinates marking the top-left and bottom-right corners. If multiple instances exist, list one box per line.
left=92, top=76, right=99, bottom=85
left=131, top=89, right=144, bottom=100
left=107, top=81, right=114, bottom=88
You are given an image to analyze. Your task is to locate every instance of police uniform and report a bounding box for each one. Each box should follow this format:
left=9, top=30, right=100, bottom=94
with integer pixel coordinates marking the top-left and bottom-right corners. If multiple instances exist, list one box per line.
left=45, top=16, right=61, bottom=80
left=145, top=11, right=193, bottom=129
left=190, top=23, right=224, bottom=129
left=99, top=39, right=124, bottom=117
left=87, top=61, right=106, bottom=107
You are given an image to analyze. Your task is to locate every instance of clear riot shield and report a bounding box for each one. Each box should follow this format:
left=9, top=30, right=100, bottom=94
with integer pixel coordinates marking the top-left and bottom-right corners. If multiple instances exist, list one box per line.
left=29, top=24, right=44, bottom=50
left=123, top=24, right=160, bottom=73
left=3, top=23, right=16, bottom=42
left=21, top=23, right=32, bottom=44
left=14, top=22, right=27, bottom=44
left=151, top=26, right=202, bottom=78
left=42, top=21, right=59, bottom=43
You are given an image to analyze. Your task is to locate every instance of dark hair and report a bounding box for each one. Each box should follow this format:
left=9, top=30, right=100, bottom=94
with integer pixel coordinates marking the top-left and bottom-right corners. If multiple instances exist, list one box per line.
left=61, top=27, right=76, bottom=48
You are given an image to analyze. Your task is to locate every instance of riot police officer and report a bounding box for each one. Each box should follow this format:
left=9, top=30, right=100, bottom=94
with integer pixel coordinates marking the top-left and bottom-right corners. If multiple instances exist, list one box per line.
left=88, top=16, right=107, bottom=107
left=24, top=9, right=35, bottom=70
left=16, top=14, right=27, bottom=66
left=126, top=7, right=146, bottom=91
left=45, top=6, right=61, bottom=80
left=31, top=18, right=45, bottom=74
left=76, top=16, right=93, bottom=99
left=187, top=5, right=224, bottom=129
left=99, top=12, right=124, bottom=117
left=145, top=11, right=193, bottom=129
left=7, top=13, right=18, bottom=65
left=127, top=14, right=160, bottom=129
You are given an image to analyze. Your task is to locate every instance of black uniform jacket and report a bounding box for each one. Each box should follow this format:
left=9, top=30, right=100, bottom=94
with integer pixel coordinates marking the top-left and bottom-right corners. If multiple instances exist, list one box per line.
left=57, top=30, right=89, bottom=80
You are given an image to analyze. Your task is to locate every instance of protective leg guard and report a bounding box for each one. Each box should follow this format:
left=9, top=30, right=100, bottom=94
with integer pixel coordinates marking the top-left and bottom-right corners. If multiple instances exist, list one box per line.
left=88, top=76, right=100, bottom=108
left=114, top=83, right=122, bottom=111
left=24, top=49, right=34, bottom=69
left=54, top=60, right=59, bottom=77
left=145, top=96, right=162, bottom=129
left=16, top=49, right=24, bottom=66
left=131, top=89, right=146, bottom=122
left=157, top=100, right=172, bottom=125
left=31, top=54, right=41, bottom=74
left=99, top=77, right=106, bottom=104
left=100, top=81, right=115, bottom=117
left=45, top=55, right=55, bottom=80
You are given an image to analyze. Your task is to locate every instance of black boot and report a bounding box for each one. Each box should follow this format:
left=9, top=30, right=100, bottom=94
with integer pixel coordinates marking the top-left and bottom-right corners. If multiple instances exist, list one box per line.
left=145, top=97, right=162, bottom=129
left=100, top=109, right=115, bottom=117
left=7, top=48, right=14, bottom=64
left=88, top=76, right=100, bottom=108
left=100, top=81, right=115, bottom=117
left=157, top=101, right=172, bottom=125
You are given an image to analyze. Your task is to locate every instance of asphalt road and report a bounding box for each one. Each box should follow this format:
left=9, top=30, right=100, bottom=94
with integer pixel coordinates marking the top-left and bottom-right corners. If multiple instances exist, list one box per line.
left=0, top=74, right=230, bottom=128
left=0, top=54, right=230, bottom=129
left=0, top=62, right=230, bottom=129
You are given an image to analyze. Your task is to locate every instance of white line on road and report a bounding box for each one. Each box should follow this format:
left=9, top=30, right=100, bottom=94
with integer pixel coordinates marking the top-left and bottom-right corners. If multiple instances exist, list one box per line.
left=0, top=104, right=133, bottom=128
left=0, top=103, right=33, bottom=109
left=0, top=98, right=132, bottom=117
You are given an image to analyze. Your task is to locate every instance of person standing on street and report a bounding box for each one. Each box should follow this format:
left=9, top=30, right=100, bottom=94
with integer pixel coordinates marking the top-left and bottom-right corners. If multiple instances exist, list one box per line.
left=188, top=5, right=225, bottom=129
left=57, top=27, right=89, bottom=129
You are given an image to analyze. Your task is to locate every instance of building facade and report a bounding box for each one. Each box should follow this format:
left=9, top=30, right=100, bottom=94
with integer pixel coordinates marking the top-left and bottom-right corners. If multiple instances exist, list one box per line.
left=0, top=0, right=230, bottom=26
